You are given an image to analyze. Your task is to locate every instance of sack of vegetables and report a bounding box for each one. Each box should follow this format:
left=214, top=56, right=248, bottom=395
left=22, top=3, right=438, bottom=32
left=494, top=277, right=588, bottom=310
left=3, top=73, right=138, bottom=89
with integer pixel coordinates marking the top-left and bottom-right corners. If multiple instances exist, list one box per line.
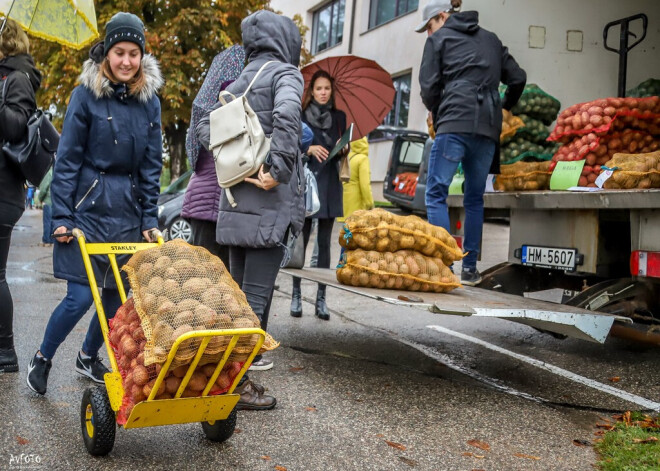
left=517, top=114, right=550, bottom=143
left=500, top=84, right=561, bottom=125
left=549, top=96, right=660, bottom=140
left=493, top=160, right=553, bottom=191
left=109, top=298, right=246, bottom=425
left=122, top=238, right=278, bottom=368
left=627, top=78, right=660, bottom=98
left=500, top=109, right=525, bottom=143
left=336, top=249, right=460, bottom=293
left=500, top=137, right=558, bottom=165
left=339, top=208, right=464, bottom=266
left=598, top=151, right=660, bottom=189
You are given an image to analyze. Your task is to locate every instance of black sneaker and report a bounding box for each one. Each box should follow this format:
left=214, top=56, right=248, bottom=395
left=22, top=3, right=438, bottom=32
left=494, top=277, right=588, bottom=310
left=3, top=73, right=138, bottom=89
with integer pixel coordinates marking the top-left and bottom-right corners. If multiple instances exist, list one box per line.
left=75, top=352, right=109, bottom=384
left=461, top=267, right=482, bottom=286
left=26, top=353, right=52, bottom=395
left=0, top=347, right=19, bottom=372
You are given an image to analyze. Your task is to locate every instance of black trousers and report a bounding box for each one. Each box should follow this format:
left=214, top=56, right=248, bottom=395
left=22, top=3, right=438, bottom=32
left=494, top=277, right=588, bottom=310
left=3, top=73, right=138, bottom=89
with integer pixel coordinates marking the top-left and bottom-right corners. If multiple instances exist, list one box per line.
left=0, top=202, right=24, bottom=349
left=293, top=217, right=334, bottom=290
left=188, top=218, right=230, bottom=270
left=229, top=245, right=284, bottom=332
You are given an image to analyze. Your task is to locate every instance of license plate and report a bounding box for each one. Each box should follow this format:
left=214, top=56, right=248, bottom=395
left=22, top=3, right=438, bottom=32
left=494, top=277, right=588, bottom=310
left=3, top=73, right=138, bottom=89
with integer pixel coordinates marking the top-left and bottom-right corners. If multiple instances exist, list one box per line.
left=521, top=245, right=578, bottom=271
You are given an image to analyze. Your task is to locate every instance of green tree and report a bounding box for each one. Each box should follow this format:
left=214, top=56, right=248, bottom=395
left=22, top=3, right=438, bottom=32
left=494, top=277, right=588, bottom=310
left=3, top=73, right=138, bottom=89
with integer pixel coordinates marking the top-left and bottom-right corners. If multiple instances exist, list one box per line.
left=30, top=0, right=269, bottom=182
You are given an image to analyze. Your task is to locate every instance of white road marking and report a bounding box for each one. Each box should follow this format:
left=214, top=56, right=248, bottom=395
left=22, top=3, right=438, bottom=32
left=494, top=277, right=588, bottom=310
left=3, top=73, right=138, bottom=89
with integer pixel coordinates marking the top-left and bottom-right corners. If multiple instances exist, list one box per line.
left=427, top=324, right=660, bottom=412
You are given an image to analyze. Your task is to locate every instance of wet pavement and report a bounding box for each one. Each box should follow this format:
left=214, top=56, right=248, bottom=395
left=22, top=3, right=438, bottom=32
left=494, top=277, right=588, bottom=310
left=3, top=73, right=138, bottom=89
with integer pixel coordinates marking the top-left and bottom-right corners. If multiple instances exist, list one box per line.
left=1, top=209, right=658, bottom=470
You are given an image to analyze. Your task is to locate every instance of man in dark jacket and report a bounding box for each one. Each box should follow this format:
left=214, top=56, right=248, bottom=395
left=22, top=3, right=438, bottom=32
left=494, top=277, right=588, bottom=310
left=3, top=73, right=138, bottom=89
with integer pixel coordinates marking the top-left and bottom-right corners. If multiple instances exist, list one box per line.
left=417, top=0, right=526, bottom=285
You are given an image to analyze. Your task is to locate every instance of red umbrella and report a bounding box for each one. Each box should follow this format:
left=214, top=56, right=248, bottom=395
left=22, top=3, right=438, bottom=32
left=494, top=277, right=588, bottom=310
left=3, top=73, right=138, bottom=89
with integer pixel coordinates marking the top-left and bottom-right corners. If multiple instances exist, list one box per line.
left=301, top=55, right=396, bottom=140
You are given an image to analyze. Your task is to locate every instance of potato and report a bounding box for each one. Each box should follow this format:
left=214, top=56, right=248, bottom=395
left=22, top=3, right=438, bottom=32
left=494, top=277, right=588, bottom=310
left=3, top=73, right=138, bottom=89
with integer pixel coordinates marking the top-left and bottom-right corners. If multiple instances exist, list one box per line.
left=173, top=310, right=195, bottom=326
left=368, top=262, right=380, bottom=272
left=368, top=274, right=381, bottom=287
left=376, top=238, right=390, bottom=252
left=153, top=255, right=172, bottom=274
left=400, top=235, right=415, bottom=249
left=147, top=276, right=165, bottom=296
left=163, top=266, right=178, bottom=280
left=233, top=317, right=256, bottom=329
left=171, top=324, right=194, bottom=345
left=143, top=378, right=166, bottom=398
left=172, top=259, right=197, bottom=278
left=162, top=278, right=179, bottom=294
left=131, top=384, right=147, bottom=403
left=406, top=257, right=421, bottom=276
left=182, top=277, right=211, bottom=299
left=187, top=371, right=208, bottom=391
left=157, top=300, right=176, bottom=319
left=133, top=365, right=149, bottom=386
left=137, top=262, right=153, bottom=284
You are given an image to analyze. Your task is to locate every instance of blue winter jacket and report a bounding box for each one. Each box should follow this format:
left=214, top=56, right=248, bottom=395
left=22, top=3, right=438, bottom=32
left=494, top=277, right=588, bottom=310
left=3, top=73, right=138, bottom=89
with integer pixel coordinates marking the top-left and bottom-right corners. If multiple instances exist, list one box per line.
left=51, top=55, right=164, bottom=288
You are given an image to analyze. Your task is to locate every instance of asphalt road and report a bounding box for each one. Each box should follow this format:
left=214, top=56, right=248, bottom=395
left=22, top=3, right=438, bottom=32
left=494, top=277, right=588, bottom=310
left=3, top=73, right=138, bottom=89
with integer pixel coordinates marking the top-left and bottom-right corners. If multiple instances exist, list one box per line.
left=1, top=209, right=658, bottom=471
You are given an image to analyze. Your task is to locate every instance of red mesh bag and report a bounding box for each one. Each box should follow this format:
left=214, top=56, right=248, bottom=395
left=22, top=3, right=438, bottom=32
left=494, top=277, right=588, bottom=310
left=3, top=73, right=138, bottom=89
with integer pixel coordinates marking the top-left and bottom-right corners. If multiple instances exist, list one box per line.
left=549, top=96, right=660, bottom=141
left=552, top=130, right=660, bottom=187
left=109, top=298, right=245, bottom=425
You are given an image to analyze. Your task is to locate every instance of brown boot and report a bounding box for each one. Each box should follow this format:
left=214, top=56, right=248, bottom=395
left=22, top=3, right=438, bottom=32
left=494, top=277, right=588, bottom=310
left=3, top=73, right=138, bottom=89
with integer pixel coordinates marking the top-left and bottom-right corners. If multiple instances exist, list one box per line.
left=235, top=380, right=276, bottom=410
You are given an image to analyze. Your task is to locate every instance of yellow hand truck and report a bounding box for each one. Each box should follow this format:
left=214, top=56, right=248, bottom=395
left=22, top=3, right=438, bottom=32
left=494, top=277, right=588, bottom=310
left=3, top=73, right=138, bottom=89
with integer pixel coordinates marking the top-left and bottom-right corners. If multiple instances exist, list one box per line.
left=70, top=228, right=266, bottom=456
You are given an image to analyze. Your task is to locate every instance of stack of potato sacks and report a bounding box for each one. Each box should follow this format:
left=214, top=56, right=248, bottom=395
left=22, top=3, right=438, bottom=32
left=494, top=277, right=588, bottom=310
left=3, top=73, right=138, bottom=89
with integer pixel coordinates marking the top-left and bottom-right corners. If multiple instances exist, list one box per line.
left=337, top=209, right=463, bottom=293
left=110, top=239, right=278, bottom=424
left=496, top=84, right=562, bottom=191
left=548, top=96, right=660, bottom=188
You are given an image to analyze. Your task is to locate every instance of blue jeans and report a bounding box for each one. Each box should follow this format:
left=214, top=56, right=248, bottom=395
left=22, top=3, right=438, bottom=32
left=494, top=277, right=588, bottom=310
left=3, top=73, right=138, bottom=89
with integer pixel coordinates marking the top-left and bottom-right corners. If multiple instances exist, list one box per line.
left=425, top=133, right=496, bottom=269
left=40, top=281, right=122, bottom=360
left=41, top=204, right=52, bottom=244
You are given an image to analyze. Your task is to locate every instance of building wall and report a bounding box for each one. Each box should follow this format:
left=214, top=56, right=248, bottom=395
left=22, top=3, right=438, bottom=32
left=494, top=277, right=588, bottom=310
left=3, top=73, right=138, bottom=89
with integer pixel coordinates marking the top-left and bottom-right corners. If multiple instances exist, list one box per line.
left=271, top=0, right=660, bottom=185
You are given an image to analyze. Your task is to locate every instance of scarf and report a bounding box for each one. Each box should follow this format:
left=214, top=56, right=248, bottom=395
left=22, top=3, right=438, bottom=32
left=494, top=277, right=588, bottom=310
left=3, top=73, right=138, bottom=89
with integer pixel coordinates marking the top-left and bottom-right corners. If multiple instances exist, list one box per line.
left=305, top=100, right=333, bottom=148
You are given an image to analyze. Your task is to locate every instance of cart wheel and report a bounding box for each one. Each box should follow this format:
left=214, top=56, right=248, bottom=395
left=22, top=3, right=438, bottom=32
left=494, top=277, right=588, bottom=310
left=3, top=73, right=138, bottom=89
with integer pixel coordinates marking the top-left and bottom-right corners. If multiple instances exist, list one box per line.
left=201, top=409, right=237, bottom=443
left=81, top=386, right=116, bottom=456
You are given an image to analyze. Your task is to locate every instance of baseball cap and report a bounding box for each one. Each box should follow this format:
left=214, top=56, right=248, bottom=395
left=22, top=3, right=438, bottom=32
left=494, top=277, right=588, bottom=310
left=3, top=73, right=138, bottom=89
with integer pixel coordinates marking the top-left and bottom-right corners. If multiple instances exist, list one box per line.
left=414, top=0, right=455, bottom=33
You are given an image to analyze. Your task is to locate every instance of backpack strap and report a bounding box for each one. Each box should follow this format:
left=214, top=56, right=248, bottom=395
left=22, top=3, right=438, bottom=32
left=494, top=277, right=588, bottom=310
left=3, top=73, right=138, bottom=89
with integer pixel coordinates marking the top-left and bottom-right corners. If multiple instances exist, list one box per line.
left=216, top=60, right=277, bottom=102
left=242, top=60, right=278, bottom=97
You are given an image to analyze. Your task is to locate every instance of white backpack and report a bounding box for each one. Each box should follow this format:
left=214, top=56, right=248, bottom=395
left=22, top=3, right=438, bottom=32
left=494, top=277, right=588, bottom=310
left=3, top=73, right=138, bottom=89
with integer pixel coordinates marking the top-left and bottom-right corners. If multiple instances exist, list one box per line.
left=209, top=61, right=276, bottom=207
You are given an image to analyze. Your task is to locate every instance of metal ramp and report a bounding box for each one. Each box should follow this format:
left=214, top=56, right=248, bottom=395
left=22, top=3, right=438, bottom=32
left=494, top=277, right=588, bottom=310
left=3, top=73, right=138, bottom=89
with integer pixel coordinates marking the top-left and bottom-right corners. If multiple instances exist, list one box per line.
left=282, top=268, right=632, bottom=344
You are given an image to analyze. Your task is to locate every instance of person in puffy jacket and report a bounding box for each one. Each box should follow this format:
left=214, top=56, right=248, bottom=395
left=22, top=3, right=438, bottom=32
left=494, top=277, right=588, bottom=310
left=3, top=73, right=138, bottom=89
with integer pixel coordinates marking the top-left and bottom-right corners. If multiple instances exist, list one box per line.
left=27, top=13, right=164, bottom=395
left=340, top=137, right=374, bottom=221
left=417, top=0, right=526, bottom=286
left=196, top=10, right=305, bottom=406
left=0, top=17, right=41, bottom=373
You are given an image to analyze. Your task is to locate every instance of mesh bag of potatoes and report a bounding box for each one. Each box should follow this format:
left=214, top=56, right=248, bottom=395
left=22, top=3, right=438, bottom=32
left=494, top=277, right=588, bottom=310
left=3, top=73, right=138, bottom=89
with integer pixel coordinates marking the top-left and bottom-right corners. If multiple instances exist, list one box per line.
left=337, top=249, right=460, bottom=293
left=599, top=151, right=660, bottom=189
left=122, top=238, right=278, bottom=368
left=109, top=298, right=246, bottom=425
left=339, top=208, right=464, bottom=266
left=493, top=160, right=552, bottom=191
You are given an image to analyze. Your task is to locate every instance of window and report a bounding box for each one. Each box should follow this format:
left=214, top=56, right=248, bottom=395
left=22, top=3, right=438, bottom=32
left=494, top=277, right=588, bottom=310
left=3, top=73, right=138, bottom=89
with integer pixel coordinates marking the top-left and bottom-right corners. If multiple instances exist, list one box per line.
left=384, top=73, right=411, bottom=127
left=312, top=0, right=345, bottom=54
left=369, top=0, right=418, bottom=29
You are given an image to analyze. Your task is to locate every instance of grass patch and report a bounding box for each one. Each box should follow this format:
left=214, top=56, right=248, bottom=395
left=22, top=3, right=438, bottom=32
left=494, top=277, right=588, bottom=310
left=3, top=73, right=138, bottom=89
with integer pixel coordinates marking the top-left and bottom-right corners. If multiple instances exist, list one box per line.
left=595, top=412, right=660, bottom=471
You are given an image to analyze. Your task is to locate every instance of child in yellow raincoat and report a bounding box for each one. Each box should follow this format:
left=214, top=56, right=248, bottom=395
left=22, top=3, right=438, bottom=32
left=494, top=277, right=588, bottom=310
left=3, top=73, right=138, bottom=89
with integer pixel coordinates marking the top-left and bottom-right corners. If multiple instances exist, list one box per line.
left=341, top=137, right=374, bottom=221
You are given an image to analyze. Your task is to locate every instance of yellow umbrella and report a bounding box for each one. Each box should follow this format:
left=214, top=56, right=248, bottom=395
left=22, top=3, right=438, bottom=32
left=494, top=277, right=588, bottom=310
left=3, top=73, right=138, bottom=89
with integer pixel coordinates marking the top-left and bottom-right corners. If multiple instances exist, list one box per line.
left=0, top=0, right=99, bottom=50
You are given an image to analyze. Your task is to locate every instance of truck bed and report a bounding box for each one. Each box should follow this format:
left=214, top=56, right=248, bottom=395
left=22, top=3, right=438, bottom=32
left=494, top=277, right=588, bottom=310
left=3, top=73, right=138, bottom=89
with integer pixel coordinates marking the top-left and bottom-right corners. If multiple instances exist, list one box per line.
left=448, top=188, right=660, bottom=209
left=282, top=267, right=632, bottom=344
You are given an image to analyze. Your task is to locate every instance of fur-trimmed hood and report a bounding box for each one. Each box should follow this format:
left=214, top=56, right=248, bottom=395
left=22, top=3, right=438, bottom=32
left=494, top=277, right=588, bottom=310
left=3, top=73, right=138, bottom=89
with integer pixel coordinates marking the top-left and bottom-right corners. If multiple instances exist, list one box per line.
left=78, top=54, right=163, bottom=103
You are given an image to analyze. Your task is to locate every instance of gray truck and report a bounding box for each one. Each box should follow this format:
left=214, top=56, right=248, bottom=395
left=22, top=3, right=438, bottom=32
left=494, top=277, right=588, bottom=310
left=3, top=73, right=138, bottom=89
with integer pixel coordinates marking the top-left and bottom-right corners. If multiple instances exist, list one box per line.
left=382, top=129, right=660, bottom=344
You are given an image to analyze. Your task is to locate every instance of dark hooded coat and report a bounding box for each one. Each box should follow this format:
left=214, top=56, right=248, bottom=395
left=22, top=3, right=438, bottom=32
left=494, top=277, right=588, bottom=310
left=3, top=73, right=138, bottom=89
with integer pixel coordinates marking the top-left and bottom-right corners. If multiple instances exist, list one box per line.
left=419, top=11, right=526, bottom=172
left=196, top=10, right=305, bottom=248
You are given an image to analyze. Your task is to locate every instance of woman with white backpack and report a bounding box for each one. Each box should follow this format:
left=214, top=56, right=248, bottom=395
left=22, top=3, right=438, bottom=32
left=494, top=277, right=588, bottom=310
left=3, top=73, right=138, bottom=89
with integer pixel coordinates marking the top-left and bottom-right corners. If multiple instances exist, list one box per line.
left=196, top=10, right=305, bottom=388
